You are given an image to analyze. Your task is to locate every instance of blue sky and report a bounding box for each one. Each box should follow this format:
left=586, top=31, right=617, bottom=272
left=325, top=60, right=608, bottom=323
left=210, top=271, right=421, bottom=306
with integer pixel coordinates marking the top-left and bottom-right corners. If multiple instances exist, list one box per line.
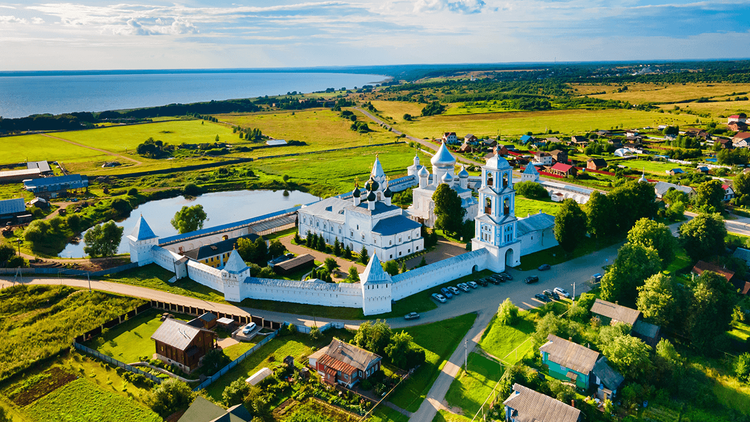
left=0, top=0, right=748, bottom=70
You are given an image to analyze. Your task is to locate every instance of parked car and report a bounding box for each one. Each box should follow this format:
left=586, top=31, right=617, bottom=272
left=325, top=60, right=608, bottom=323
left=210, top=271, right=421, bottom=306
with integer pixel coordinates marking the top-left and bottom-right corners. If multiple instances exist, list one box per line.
left=495, top=274, right=508, bottom=282
left=468, top=281, right=479, bottom=289
left=449, top=286, right=461, bottom=295
left=477, top=278, right=488, bottom=287
left=432, top=293, right=447, bottom=303
left=500, top=272, right=513, bottom=280
left=404, top=312, right=421, bottom=320
left=440, top=287, right=453, bottom=298
left=543, top=289, right=560, bottom=300
left=554, top=287, right=571, bottom=299
left=242, top=322, right=257, bottom=334
left=487, top=277, right=501, bottom=285
left=538, top=264, right=551, bottom=271
left=457, top=283, right=470, bottom=292
left=524, top=275, right=540, bottom=284
left=534, top=293, right=551, bottom=302
left=591, top=273, right=603, bottom=283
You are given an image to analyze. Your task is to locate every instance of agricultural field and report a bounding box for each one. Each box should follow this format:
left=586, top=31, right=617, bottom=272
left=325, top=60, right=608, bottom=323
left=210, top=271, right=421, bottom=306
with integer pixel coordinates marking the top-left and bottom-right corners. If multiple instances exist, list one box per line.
left=0, top=134, right=114, bottom=165
left=391, top=107, right=698, bottom=139
left=368, top=100, right=426, bottom=124
left=657, top=99, right=750, bottom=120
left=573, top=82, right=750, bottom=104
left=26, top=378, right=161, bottom=422
left=444, top=352, right=503, bottom=418
left=215, top=108, right=399, bottom=153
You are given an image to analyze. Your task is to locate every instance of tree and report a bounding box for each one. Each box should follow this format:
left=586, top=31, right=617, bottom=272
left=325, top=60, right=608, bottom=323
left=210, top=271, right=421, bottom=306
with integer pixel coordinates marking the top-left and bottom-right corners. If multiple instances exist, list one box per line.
left=568, top=292, right=596, bottom=321
left=693, top=180, right=725, bottom=213
left=148, top=378, right=195, bottom=418
left=664, top=200, right=686, bottom=221
left=347, top=266, right=359, bottom=282
left=515, top=181, right=549, bottom=199
left=662, top=188, right=689, bottom=206
left=343, top=244, right=352, bottom=259
left=497, top=298, right=520, bottom=325
left=243, top=386, right=271, bottom=420
left=333, top=238, right=342, bottom=256
left=735, top=172, right=750, bottom=203
left=585, top=191, right=614, bottom=239
left=626, top=218, right=677, bottom=265
left=400, top=261, right=407, bottom=274
left=433, top=184, right=465, bottom=237
left=268, top=239, right=285, bottom=258
left=554, top=199, right=587, bottom=253
left=607, top=180, right=658, bottom=234
left=678, top=213, right=726, bottom=261
left=171, top=204, right=208, bottom=234
left=601, top=243, right=661, bottom=307
left=66, top=213, right=81, bottom=232
left=183, top=183, right=201, bottom=196
left=654, top=338, right=684, bottom=386
left=382, top=260, right=399, bottom=276
left=222, top=377, right=250, bottom=406
left=385, top=331, right=413, bottom=368
left=83, top=220, right=124, bottom=258
left=353, top=320, right=392, bottom=355
left=736, top=353, right=750, bottom=383
left=688, top=270, right=737, bottom=350
left=324, top=257, right=338, bottom=273
left=359, top=245, right=369, bottom=264
left=24, top=220, right=49, bottom=243
left=0, top=244, right=15, bottom=266
left=599, top=330, right=652, bottom=381
left=237, top=237, right=268, bottom=266
left=636, top=273, right=678, bottom=327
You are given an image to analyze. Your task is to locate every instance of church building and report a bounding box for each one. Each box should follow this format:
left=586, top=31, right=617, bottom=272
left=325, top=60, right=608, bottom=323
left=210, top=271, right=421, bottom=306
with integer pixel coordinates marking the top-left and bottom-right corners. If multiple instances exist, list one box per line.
left=406, top=142, right=478, bottom=227
left=297, top=157, right=424, bottom=261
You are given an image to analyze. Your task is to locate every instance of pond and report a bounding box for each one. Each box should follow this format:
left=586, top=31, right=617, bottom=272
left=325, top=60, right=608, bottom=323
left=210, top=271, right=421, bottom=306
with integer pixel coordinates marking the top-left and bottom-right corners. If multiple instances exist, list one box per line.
left=59, top=189, right=319, bottom=258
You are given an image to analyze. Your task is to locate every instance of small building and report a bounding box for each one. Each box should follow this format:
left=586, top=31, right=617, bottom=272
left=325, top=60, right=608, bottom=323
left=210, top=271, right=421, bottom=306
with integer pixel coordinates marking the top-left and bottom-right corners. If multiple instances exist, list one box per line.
left=178, top=396, right=252, bottom=422
left=549, top=149, right=568, bottom=164
left=181, top=234, right=259, bottom=268
left=27, top=161, right=52, bottom=174
left=570, top=135, right=589, bottom=147
left=532, top=151, right=554, bottom=166
left=540, top=334, right=599, bottom=389
left=273, top=253, right=315, bottom=275
left=719, top=138, right=734, bottom=149
left=591, top=299, right=660, bottom=347
left=151, top=317, right=218, bottom=372
left=187, top=312, right=218, bottom=330
left=504, top=383, right=581, bottom=422
left=722, top=184, right=735, bottom=201
left=266, top=139, right=287, bottom=146
left=548, top=163, right=577, bottom=178
left=458, top=141, right=474, bottom=153
left=308, top=338, right=382, bottom=388
left=516, top=212, right=557, bottom=255
left=442, top=132, right=458, bottom=145
left=586, top=158, right=607, bottom=171
left=246, top=367, right=273, bottom=386
left=667, top=168, right=685, bottom=176
left=696, top=166, right=710, bottom=174
left=520, top=164, right=540, bottom=183
left=654, top=181, right=695, bottom=199
left=728, top=114, right=747, bottom=124
left=685, top=129, right=710, bottom=140
left=592, top=357, right=625, bottom=402
left=692, top=260, right=736, bottom=287
left=735, top=132, right=750, bottom=143
left=0, top=168, right=42, bottom=184
left=464, top=134, right=478, bottom=145
left=0, top=198, right=26, bottom=221
left=728, top=122, right=748, bottom=132
left=216, top=317, right=236, bottom=329
left=23, top=174, right=88, bottom=199
left=283, top=355, right=294, bottom=368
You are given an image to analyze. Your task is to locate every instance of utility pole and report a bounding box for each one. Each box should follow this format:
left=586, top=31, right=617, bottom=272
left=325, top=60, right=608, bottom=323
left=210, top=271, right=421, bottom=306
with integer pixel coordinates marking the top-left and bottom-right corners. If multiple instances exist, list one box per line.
left=572, top=281, right=576, bottom=301
left=464, top=339, right=468, bottom=370
left=87, top=271, right=91, bottom=292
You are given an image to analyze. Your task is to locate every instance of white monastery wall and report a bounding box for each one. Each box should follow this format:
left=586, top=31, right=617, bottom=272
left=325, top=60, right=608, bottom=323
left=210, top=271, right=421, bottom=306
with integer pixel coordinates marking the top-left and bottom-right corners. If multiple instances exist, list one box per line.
left=241, top=279, right=363, bottom=308
left=186, top=260, right=225, bottom=293
left=391, top=249, right=489, bottom=300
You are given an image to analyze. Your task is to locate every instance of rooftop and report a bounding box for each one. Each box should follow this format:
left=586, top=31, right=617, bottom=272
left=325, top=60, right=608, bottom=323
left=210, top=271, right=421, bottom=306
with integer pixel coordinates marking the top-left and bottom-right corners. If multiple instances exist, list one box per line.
left=151, top=318, right=214, bottom=351
left=590, top=299, right=641, bottom=326
left=320, top=338, right=381, bottom=372
left=692, top=260, right=735, bottom=281
left=540, top=334, right=599, bottom=375
left=182, top=234, right=259, bottom=261
left=129, top=215, right=158, bottom=242
left=516, top=212, right=555, bottom=236
left=23, top=174, right=87, bottom=188
left=0, top=198, right=25, bottom=216
left=372, top=214, right=421, bottom=236
left=503, top=383, right=581, bottom=422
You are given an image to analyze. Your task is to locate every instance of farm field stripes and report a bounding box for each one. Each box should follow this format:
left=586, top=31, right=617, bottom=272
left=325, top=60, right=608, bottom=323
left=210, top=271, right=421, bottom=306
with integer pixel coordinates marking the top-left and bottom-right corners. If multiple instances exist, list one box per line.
left=575, top=82, right=750, bottom=104
left=0, top=134, right=115, bottom=165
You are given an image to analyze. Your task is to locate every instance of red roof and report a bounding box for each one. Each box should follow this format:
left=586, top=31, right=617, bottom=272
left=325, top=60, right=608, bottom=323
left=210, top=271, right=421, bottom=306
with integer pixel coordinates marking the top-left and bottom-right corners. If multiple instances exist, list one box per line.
left=550, top=163, right=574, bottom=172
left=735, top=132, right=750, bottom=139
left=692, top=260, right=734, bottom=281
left=722, top=184, right=731, bottom=190
left=730, top=115, right=740, bottom=119
left=742, top=282, right=750, bottom=295
left=318, top=353, right=357, bottom=376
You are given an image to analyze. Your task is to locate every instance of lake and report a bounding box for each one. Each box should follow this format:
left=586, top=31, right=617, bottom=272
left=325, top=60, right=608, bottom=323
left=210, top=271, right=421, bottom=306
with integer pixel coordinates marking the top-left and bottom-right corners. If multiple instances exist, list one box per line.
left=59, top=189, right=319, bottom=258
left=0, top=70, right=386, bottom=119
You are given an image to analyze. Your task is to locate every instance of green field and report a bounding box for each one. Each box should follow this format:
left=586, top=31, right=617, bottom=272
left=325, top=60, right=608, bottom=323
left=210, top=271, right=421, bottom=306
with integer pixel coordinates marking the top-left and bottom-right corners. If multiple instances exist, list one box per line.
left=391, top=107, right=697, bottom=139
left=444, top=352, right=503, bottom=418
left=576, top=82, right=750, bottom=104
left=515, top=197, right=562, bottom=217
left=433, top=410, right=472, bottom=422
left=369, top=101, right=426, bottom=124
left=0, top=134, right=114, bottom=165
left=616, top=158, right=688, bottom=176
left=26, top=378, right=161, bottom=422
left=658, top=99, right=750, bottom=120
left=389, top=313, right=478, bottom=413
left=478, top=313, right=536, bottom=365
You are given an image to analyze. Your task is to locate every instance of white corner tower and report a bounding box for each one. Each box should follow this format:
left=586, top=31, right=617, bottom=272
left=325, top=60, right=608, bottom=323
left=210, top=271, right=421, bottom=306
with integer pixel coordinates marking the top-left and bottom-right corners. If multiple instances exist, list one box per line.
left=220, top=249, right=251, bottom=302
left=127, top=215, right=159, bottom=265
left=472, top=148, right=521, bottom=271
left=360, top=254, right=393, bottom=316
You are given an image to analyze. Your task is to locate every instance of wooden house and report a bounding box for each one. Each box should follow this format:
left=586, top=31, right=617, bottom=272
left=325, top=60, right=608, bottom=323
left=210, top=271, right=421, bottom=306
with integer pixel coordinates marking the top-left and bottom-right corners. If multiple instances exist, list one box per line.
left=504, top=383, right=581, bottom=422
left=308, top=338, right=381, bottom=388
left=590, top=299, right=661, bottom=347
left=549, top=163, right=577, bottom=178
left=151, top=317, right=218, bottom=372
left=586, top=158, right=607, bottom=171
left=549, top=149, right=568, bottom=164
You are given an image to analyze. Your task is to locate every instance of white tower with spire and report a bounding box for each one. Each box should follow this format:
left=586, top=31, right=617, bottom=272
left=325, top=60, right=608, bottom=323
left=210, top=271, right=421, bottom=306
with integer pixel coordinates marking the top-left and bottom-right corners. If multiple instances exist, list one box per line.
left=472, top=148, right=521, bottom=271
left=220, top=249, right=251, bottom=302
left=360, top=253, right=393, bottom=315
left=127, top=215, right=159, bottom=265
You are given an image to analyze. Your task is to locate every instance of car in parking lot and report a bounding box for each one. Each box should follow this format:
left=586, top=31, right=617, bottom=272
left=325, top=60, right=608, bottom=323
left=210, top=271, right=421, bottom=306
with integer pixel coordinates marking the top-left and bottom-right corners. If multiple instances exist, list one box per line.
left=404, top=312, right=421, bottom=320
left=554, top=287, right=571, bottom=299
left=500, top=272, right=513, bottom=280
left=538, top=264, right=551, bottom=271
left=440, top=287, right=453, bottom=298
left=449, top=286, right=461, bottom=295
left=477, top=278, right=488, bottom=287
left=524, top=275, right=540, bottom=284
left=468, top=281, right=478, bottom=289
left=457, top=283, right=470, bottom=292
left=487, top=276, right=500, bottom=285
left=534, top=293, right=551, bottom=302
left=242, top=322, right=257, bottom=335
left=431, top=293, right=447, bottom=303
left=543, top=289, right=560, bottom=300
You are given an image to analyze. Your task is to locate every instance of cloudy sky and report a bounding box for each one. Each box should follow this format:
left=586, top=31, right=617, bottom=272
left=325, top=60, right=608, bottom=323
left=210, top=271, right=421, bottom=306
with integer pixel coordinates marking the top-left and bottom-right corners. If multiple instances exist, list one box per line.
left=0, top=0, right=748, bottom=71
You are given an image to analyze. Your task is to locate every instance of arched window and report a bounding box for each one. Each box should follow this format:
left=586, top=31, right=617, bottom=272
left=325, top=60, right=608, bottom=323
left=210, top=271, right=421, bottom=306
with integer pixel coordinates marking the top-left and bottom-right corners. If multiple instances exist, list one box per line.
left=487, top=175, right=493, bottom=187
left=485, top=197, right=492, bottom=214
left=502, top=173, right=509, bottom=188
left=504, top=197, right=510, bottom=215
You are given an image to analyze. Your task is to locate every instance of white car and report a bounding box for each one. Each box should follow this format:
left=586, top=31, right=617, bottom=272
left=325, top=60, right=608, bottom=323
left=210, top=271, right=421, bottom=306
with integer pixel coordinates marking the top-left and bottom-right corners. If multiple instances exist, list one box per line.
left=467, top=281, right=478, bottom=289
left=553, top=287, right=571, bottom=299
left=457, top=283, right=470, bottom=292
left=449, top=286, right=461, bottom=295
left=242, top=322, right=257, bottom=334
left=432, top=293, right=447, bottom=303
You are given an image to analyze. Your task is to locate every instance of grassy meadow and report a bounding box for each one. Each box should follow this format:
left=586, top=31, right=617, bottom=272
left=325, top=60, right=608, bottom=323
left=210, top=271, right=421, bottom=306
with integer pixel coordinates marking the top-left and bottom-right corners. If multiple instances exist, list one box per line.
left=478, top=314, right=536, bottom=365
left=515, top=197, right=561, bottom=217
left=657, top=99, right=750, bottom=120
left=0, top=134, right=114, bottom=165
left=444, top=352, right=503, bottom=418
left=615, top=158, right=688, bottom=176
left=574, top=82, right=750, bottom=104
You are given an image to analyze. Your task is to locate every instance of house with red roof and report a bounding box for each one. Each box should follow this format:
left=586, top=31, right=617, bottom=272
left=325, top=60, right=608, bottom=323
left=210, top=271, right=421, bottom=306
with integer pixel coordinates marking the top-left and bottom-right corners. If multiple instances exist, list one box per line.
left=549, top=163, right=578, bottom=178
left=308, top=338, right=382, bottom=388
left=442, top=132, right=458, bottom=145
left=722, top=184, right=735, bottom=201
left=728, top=114, right=747, bottom=124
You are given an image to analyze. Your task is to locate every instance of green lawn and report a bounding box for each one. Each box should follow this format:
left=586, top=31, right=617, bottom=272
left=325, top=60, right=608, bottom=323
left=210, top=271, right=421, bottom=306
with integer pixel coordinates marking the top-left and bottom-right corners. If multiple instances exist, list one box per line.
left=103, top=264, right=229, bottom=305
left=615, top=158, right=689, bottom=176
left=432, top=410, right=472, bottom=422
left=389, top=313, right=478, bottom=413
left=444, top=352, right=504, bottom=418
left=26, top=378, right=161, bottom=422
left=664, top=245, right=693, bottom=274
left=478, top=313, right=536, bottom=365
left=222, top=341, right=258, bottom=360
left=83, top=309, right=191, bottom=364
left=0, top=134, right=114, bottom=165
left=515, top=197, right=562, bottom=217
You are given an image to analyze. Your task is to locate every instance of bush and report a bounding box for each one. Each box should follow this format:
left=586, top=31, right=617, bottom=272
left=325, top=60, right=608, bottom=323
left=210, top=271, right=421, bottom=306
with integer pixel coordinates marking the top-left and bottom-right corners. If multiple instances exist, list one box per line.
left=183, top=183, right=201, bottom=196
left=148, top=378, right=195, bottom=418
left=360, top=379, right=373, bottom=390
left=6, top=256, right=26, bottom=268
left=222, top=377, right=251, bottom=406
left=515, top=181, right=550, bottom=199
left=497, top=298, right=519, bottom=325
left=127, top=188, right=138, bottom=196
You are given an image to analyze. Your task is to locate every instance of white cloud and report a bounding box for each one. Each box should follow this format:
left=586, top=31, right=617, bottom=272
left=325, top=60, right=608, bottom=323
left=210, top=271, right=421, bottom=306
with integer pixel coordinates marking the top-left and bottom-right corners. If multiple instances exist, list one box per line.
left=31, top=17, right=44, bottom=24
left=413, top=0, right=486, bottom=14
left=0, top=15, right=29, bottom=24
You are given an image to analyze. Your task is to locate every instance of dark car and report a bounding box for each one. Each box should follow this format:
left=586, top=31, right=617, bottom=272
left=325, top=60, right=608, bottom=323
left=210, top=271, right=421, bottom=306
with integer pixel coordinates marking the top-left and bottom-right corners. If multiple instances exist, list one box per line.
left=492, top=274, right=506, bottom=283
left=477, top=278, right=488, bottom=287
left=534, top=293, right=551, bottom=302
left=538, top=264, right=551, bottom=271
left=524, top=275, right=540, bottom=284
left=404, top=312, right=420, bottom=320
left=500, top=272, right=513, bottom=280
left=543, top=289, right=560, bottom=301
left=487, top=276, right=501, bottom=285
left=440, top=287, right=453, bottom=299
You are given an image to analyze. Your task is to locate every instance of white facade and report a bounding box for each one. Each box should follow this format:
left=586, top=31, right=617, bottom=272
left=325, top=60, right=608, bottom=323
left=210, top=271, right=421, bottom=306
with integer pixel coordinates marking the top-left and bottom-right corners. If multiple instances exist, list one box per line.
left=407, top=141, right=478, bottom=228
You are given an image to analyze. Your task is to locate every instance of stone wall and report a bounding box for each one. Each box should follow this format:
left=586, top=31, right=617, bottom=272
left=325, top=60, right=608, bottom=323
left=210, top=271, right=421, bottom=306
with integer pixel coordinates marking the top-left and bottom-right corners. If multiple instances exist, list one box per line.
left=241, top=278, right=363, bottom=308
left=391, top=249, right=489, bottom=300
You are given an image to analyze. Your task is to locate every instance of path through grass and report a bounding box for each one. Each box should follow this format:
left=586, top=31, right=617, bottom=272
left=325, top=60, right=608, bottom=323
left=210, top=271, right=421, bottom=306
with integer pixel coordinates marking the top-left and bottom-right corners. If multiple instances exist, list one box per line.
left=444, top=352, right=503, bottom=418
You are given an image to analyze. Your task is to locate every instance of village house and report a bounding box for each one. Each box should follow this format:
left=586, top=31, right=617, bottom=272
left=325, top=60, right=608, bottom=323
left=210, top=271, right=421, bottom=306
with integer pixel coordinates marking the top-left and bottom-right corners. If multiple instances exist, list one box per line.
left=464, top=134, right=479, bottom=145
left=548, top=163, right=577, bottom=178
left=442, top=132, right=458, bottom=145
left=728, top=114, right=747, bottom=124
left=308, top=338, right=382, bottom=388
left=504, top=383, right=581, bottom=422
left=151, top=317, right=218, bottom=372
left=654, top=181, right=695, bottom=199
left=186, top=312, right=218, bottom=330
left=718, top=138, right=735, bottom=149
left=692, top=260, right=736, bottom=285
left=734, top=137, right=750, bottom=148
left=532, top=151, right=554, bottom=166
left=696, top=166, right=710, bottom=174
left=667, top=168, right=685, bottom=176
left=586, top=158, right=607, bottom=171
left=540, top=334, right=624, bottom=400
left=181, top=234, right=259, bottom=268
left=549, top=149, right=568, bottom=163
left=458, top=140, right=474, bottom=153
left=729, top=122, right=748, bottom=132
left=733, top=132, right=750, bottom=145
left=590, top=299, right=661, bottom=347
left=570, top=135, right=589, bottom=148
left=722, top=184, right=735, bottom=201
left=685, top=129, right=711, bottom=140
